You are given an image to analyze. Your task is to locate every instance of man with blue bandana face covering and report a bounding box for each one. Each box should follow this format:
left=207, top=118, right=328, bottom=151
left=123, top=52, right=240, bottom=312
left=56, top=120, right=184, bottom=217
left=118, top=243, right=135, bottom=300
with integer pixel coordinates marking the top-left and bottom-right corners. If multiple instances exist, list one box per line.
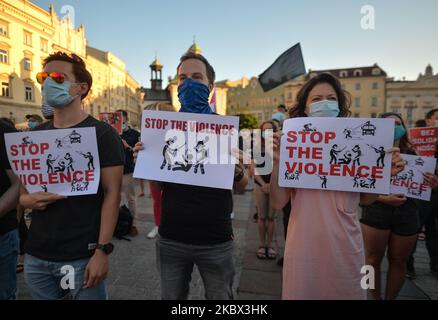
left=19, top=52, right=124, bottom=300
left=178, top=78, right=213, bottom=114
left=134, top=51, right=249, bottom=300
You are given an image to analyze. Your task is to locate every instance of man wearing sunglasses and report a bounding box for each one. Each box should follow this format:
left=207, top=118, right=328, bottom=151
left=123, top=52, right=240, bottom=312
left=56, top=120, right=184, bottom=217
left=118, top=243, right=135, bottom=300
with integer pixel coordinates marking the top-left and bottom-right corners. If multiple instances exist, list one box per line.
left=19, top=52, right=124, bottom=300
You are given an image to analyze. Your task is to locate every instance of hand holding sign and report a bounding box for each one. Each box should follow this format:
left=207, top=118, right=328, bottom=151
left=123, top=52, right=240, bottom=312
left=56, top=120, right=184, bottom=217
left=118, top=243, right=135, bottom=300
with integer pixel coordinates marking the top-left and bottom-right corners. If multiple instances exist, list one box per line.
left=20, top=192, right=67, bottom=211
left=423, top=172, right=438, bottom=190
left=388, top=147, right=405, bottom=176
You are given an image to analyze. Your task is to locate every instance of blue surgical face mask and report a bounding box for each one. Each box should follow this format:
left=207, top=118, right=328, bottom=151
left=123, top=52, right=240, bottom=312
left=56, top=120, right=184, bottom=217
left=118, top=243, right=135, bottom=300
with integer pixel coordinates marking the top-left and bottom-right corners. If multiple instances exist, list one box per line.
left=308, top=100, right=340, bottom=118
left=28, top=121, right=37, bottom=129
left=178, top=78, right=213, bottom=114
left=122, top=123, right=128, bottom=131
left=42, top=77, right=80, bottom=109
left=394, top=124, right=407, bottom=141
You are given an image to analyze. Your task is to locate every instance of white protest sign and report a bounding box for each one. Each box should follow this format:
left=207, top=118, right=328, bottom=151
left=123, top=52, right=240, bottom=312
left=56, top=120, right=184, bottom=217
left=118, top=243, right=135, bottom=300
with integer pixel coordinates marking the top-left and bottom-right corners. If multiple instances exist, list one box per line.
left=4, top=127, right=100, bottom=196
left=279, top=117, right=395, bottom=194
left=390, top=154, right=436, bottom=201
left=133, top=110, right=239, bottom=190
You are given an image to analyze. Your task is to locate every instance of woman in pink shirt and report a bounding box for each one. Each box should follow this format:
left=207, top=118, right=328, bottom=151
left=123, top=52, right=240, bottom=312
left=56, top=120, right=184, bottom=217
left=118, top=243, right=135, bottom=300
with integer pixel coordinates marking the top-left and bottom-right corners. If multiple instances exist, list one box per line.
left=270, top=73, right=405, bottom=299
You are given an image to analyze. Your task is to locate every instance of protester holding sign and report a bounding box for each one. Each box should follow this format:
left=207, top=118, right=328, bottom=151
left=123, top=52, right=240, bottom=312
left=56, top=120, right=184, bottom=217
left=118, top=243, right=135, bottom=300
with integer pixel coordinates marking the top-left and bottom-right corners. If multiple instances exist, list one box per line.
left=406, top=109, right=438, bottom=279
left=18, top=52, right=124, bottom=300
left=134, top=52, right=248, bottom=300
left=252, top=121, right=278, bottom=260
left=270, top=73, right=405, bottom=300
left=117, top=109, right=140, bottom=237
left=360, top=113, right=419, bottom=300
left=0, top=119, right=20, bottom=300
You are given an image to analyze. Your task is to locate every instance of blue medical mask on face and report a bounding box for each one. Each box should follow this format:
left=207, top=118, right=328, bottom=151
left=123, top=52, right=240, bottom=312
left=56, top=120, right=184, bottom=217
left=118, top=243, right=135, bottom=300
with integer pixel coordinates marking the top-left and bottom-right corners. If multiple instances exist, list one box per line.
left=42, top=77, right=80, bottom=109
left=178, top=78, right=213, bottom=114
left=308, top=100, right=340, bottom=118
left=122, top=123, right=128, bottom=131
left=394, top=124, right=407, bottom=141
left=28, top=121, right=37, bottom=129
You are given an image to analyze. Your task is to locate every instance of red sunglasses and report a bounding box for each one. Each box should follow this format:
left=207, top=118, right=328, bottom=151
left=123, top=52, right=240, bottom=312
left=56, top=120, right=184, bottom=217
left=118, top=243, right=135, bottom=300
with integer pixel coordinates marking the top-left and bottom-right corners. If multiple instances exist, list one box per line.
left=36, top=72, right=66, bottom=84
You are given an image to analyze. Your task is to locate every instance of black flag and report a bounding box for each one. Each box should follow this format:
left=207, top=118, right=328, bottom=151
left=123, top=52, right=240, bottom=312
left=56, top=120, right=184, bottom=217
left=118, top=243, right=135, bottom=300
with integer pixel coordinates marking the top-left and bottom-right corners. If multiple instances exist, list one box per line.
left=258, top=43, right=306, bottom=92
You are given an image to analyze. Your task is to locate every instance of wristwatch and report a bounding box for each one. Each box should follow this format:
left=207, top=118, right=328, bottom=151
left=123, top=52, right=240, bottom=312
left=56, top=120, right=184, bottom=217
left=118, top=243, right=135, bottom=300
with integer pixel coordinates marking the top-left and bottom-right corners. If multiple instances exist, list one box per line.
left=96, top=243, right=114, bottom=255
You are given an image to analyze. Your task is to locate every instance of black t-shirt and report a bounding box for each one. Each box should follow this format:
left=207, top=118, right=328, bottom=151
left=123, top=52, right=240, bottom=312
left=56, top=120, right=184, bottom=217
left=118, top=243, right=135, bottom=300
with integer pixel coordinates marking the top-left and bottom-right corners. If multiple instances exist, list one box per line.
left=0, top=120, right=18, bottom=236
left=159, top=182, right=233, bottom=245
left=25, top=116, right=125, bottom=261
left=120, top=128, right=140, bottom=174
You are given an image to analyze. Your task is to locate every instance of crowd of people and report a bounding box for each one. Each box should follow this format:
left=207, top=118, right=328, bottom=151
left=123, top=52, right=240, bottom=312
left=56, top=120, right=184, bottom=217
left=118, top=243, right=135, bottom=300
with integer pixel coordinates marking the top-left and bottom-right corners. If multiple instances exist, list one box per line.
left=0, top=50, right=437, bottom=300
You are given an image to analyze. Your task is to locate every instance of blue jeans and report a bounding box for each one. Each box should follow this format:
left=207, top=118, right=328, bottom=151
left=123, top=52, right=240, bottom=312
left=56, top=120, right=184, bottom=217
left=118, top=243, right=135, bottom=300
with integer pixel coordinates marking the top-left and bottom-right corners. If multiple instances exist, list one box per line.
left=24, top=254, right=107, bottom=300
left=156, top=236, right=235, bottom=300
left=0, top=229, right=19, bottom=300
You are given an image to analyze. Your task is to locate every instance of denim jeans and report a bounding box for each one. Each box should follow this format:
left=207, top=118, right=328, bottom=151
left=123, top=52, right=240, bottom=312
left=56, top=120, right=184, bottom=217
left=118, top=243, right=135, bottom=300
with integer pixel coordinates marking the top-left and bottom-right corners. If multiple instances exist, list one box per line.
left=156, top=236, right=235, bottom=300
left=0, top=229, right=19, bottom=300
left=24, top=254, right=107, bottom=300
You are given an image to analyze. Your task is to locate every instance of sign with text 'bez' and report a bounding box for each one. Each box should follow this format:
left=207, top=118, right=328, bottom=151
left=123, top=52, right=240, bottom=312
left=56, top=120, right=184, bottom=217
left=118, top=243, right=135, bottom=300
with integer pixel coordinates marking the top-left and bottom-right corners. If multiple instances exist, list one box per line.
left=133, top=110, right=239, bottom=190
left=4, top=127, right=100, bottom=196
left=409, top=127, right=438, bottom=157
left=279, top=117, right=395, bottom=194
left=390, top=154, right=436, bottom=201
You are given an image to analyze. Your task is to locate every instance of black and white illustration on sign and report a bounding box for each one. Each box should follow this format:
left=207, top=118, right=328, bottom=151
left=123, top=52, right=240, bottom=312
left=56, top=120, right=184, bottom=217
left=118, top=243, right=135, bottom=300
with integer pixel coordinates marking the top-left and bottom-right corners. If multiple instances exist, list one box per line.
left=279, top=117, right=395, bottom=194
left=390, top=154, right=436, bottom=201
left=133, top=110, right=239, bottom=190
left=4, top=127, right=100, bottom=196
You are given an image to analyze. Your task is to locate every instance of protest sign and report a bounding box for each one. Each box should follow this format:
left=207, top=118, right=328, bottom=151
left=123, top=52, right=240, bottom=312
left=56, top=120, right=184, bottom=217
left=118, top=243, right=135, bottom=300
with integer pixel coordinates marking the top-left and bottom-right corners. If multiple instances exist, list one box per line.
left=409, top=127, right=438, bottom=157
left=390, top=154, right=436, bottom=201
left=99, top=112, right=123, bottom=134
left=279, top=117, right=395, bottom=194
left=4, top=127, right=100, bottom=196
left=133, top=110, right=239, bottom=190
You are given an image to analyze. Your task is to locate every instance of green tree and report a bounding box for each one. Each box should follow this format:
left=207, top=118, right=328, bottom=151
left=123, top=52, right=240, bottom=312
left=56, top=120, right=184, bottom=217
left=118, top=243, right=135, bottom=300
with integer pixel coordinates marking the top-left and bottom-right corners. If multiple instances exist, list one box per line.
left=238, top=114, right=259, bottom=130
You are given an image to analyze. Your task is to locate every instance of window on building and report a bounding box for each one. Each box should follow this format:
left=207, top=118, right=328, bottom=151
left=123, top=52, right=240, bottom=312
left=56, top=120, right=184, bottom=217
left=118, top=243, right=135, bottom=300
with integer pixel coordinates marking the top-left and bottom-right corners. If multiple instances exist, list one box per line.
left=354, top=70, right=363, bottom=77
left=25, top=85, right=33, bottom=101
left=1, top=80, right=10, bottom=97
left=40, top=38, right=48, bottom=52
left=0, top=20, right=8, bottom=37
left=24, top=57, right=32, bottom=71
left=372, top=82, right=378, bottom=90
left=407, top=108, right=413, bottom=123
left=340, top=71, right=348, bottom=78
left=372, top=68, right=381, bottom=76
left=371, top=113, right=377, bottom=118
left=23, top=30, right=32, bottom=46
left=0, top=49, right=8, bottom=64
left=372, top=97, right=378, bottom=107
left=355, top=97, right=360, bottom=108
left=355, top=83, right=361, bottom=90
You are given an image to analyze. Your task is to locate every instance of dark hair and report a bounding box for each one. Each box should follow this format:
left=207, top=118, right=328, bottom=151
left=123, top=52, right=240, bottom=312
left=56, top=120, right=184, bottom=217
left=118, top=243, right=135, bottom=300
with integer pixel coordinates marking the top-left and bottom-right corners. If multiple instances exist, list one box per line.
left=277, top=104, right=287, bottom=111
left=426, top=108, right=438, bottom=119
left=289, top=73, right=351, bottom=118
left=260, top=120, right=278, bottom=132
left=0, top=117, right=15, bottom=127
left=43, top=51, right=92, bottom=100
left=177, top=52, right=215, bottom=85
left=415, top=119, right=427, bottom=128
left=116, top=109, right=128, bottom=119
left=379, top=112, right=413, bottom=154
